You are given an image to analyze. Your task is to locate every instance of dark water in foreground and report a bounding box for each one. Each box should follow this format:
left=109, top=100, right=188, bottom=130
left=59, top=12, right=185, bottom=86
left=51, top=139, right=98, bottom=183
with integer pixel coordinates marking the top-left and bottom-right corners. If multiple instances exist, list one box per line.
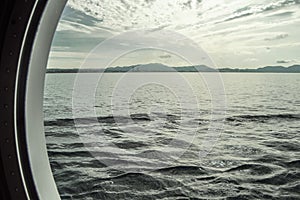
left=44, top=73, right=300, bottom=199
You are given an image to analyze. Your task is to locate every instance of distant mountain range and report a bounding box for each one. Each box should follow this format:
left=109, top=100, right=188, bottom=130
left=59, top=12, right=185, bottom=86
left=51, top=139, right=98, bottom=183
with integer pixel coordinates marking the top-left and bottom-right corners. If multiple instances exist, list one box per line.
left=47, top=63, right=300, bottom=73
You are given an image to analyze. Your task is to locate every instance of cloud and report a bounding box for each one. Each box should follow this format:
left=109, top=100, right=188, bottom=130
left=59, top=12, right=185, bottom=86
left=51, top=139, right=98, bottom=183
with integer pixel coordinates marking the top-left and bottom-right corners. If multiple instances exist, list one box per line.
left=51, top=5, right=113, bottom=54
left=276, top=59, right=298, bottom=64
left=214, top=0, right=300, bottom=26
left=276, top=60, right=290, bottom=64
left=223, top=13, right=252, bottom=22
left=264, top=33, right=289, bottom=41
left=271, top=11, right=294, bottom=17
left=49, top=1, right=300, bottom=68
left=57, top=20, right=97, bottom=33
left=149, top=24, right=170, bottom=32
left=244, top=58, right=259, bottom=62
left=51, top=30, right=108, bottom=53
left=159, top=55, right=172, bottom=59
left=61, top=6, right=103, bottom=26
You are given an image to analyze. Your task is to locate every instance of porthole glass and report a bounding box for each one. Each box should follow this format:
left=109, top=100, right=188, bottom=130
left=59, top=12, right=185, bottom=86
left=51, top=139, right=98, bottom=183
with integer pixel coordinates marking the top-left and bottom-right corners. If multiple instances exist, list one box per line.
left=45, top=1, right=300, bottom=199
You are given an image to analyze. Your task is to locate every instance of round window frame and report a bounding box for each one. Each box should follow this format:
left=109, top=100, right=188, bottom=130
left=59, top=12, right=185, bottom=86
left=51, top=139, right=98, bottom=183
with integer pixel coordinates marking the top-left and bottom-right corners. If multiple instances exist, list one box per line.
left=0, top=0, right=66, bottom=199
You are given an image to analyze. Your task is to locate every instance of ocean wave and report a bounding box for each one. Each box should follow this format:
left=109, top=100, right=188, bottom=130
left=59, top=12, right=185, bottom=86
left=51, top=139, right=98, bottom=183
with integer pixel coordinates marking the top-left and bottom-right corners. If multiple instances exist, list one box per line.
left=113, top=140, right=148, bottom=149
left=262, top=141, right=300, bottom=152
left=48, top=150, right=93, bottom=158
left=285, top=160, right=300, bottom=168
left=44, top=113, right=152, bottom=126
left=100, top=172, right=167, bottom=191
left=44, top=112, right=300, bottom=199
left=45, top=113, right=300, bottom=127
left=209, top=177, right=240, bottom=185
left=154, top=165, right=208, bottom=175
left=224, top=163, right=274, bottom=176
left=254, top=171, right=300, bottom=185
left=48, top=150, right=117, bottom=158
left=226, top=113, right=300, bottom=123
left=50, top=159, right=107, bottom=170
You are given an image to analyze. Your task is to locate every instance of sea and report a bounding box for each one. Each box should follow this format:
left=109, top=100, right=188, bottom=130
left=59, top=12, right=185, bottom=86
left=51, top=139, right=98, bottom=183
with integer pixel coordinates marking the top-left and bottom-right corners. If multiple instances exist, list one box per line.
left=44, top=73, right=300, bottom=200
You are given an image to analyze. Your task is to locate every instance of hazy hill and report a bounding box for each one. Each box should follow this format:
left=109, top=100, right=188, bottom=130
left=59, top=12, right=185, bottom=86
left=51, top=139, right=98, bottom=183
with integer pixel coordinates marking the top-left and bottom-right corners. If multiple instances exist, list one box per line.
left=256, top=65, right=300, bottom=72
left=130, top=63, right=173, bottom=72
left=47, top=63, right=300, bottom=73
left=288, top=65, right=300, bottom=72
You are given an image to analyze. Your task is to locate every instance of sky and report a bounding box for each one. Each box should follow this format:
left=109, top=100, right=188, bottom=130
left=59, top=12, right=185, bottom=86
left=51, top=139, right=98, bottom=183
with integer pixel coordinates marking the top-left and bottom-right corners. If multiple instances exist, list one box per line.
left=47, top=0, right=300, bottom=69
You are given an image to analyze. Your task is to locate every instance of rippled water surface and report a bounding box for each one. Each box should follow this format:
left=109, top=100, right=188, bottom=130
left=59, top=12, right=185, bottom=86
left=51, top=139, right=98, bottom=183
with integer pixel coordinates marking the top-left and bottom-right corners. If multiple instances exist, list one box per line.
left=44, top=73, right=300, bottom=199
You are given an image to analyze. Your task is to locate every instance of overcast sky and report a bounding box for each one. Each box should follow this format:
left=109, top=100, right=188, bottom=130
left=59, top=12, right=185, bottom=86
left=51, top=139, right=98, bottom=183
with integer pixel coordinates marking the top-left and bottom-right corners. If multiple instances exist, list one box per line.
left=47, top=0, right=300, bottom=69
